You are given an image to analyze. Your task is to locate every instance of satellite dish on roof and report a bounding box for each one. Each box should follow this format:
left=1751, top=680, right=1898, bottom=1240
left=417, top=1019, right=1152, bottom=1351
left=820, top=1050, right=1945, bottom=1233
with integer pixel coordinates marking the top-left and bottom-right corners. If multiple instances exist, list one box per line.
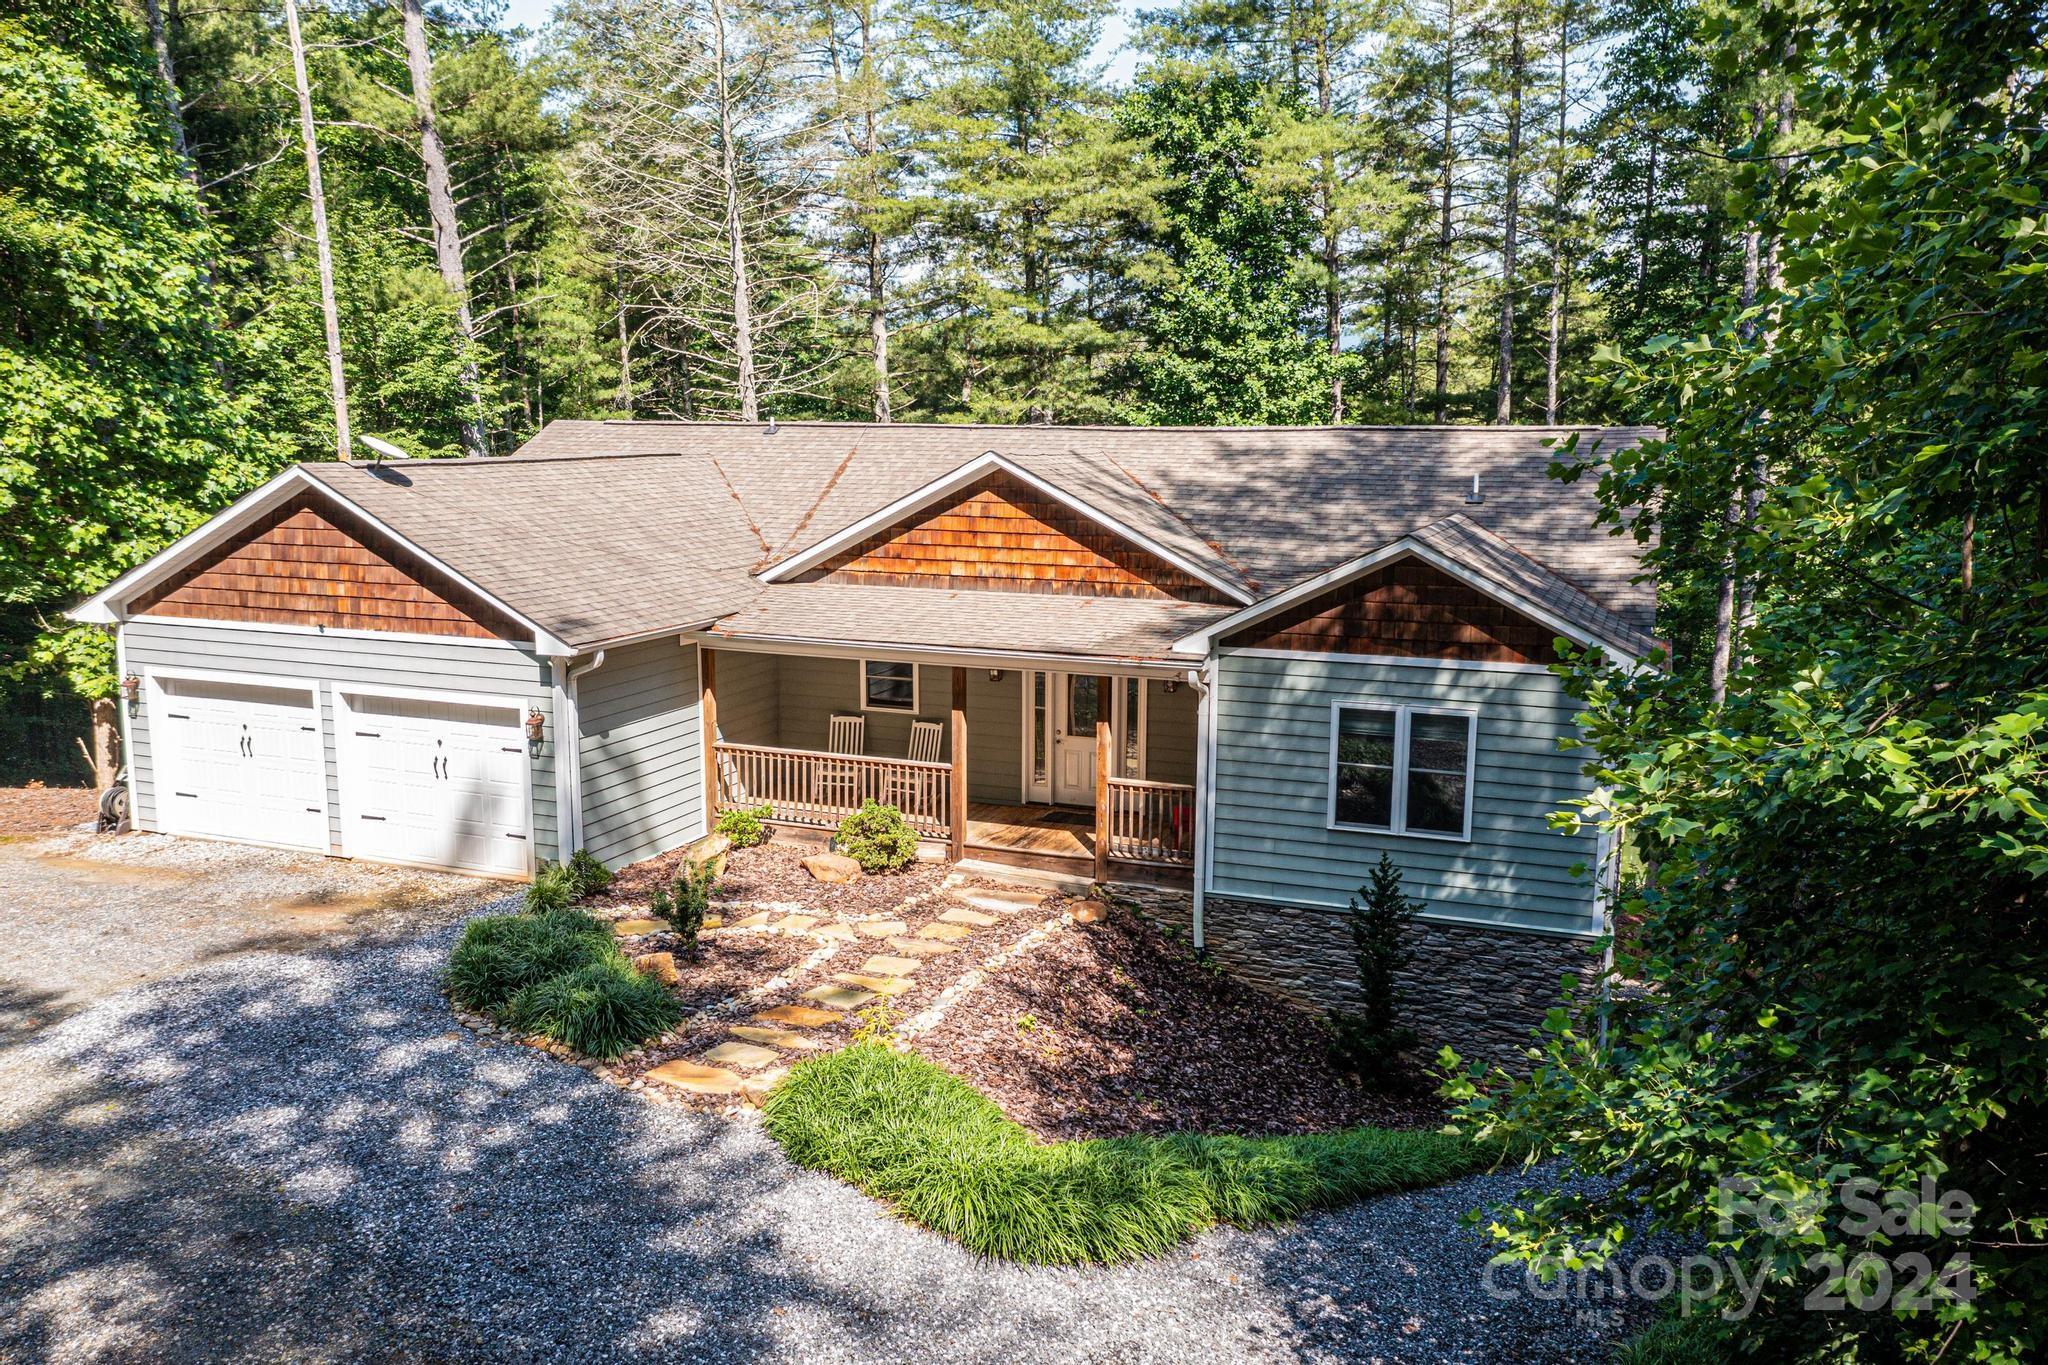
left=357, top=434, right=412, bottom=463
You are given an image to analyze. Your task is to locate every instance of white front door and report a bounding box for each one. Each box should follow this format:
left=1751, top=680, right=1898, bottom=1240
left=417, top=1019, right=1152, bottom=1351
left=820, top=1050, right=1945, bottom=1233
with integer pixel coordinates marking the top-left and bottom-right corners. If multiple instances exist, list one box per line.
left=151, top=676, right=327, bottom=852
left=338, top=692, right=531, bottom=877
left=1052, top=674, right=1105, bottom=805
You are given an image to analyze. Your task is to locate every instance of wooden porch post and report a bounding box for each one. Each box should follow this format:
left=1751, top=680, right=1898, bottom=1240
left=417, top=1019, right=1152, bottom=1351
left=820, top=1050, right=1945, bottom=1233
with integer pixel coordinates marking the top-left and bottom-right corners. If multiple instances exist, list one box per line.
left=949, top=666, right=967, bottom=862
left=1093, top=674, right=1112, bottom=882
left=701, top=646, right=719, bottom=827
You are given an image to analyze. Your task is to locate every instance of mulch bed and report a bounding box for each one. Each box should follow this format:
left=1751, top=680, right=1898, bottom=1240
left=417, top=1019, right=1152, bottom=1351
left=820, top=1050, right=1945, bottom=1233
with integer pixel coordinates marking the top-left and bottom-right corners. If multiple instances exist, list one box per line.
left=591, top=838, right=949, bottom=919
left=615, top=927, right=814, bottom=1014
left=911, top=901, right=1445, bottom=1141
left=0, top=785, right=97, bottom=837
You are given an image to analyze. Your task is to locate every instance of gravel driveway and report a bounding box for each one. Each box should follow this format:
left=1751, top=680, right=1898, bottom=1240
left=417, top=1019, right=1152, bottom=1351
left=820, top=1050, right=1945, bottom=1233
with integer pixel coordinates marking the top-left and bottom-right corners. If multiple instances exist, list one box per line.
left=0, top=832, right=1634, bottom=1363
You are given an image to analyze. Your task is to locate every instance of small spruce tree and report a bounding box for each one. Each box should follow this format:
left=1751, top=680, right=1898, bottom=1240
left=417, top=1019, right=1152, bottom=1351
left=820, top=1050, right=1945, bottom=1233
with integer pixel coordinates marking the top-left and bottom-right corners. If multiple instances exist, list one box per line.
left=1327, top=852, right=1419, bottom=1083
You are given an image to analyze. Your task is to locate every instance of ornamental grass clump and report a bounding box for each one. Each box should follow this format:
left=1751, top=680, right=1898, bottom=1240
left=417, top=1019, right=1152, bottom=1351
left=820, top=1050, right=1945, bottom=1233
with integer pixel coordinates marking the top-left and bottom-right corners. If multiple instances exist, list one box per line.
left=523, top=862, right=577, bottom=914
left=504, top=957, right=681, bottom=1060
left=446, top=909, right=613, bottom=1014
left=761, top=1043, right=1482, bottom=1265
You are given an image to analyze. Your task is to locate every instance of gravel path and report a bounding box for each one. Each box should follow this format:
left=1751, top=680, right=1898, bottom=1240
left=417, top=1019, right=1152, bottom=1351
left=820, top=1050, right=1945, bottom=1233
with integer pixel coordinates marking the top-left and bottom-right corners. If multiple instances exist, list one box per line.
left=0, top=840, right=1636, bottom=1362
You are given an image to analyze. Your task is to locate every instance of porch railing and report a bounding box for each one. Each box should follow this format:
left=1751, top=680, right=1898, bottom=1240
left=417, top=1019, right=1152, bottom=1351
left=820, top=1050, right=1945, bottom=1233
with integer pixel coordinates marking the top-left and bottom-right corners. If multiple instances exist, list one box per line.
left=1105, top=777, right=1196, bottom=866
left=714, top=741, right=952, bottom=839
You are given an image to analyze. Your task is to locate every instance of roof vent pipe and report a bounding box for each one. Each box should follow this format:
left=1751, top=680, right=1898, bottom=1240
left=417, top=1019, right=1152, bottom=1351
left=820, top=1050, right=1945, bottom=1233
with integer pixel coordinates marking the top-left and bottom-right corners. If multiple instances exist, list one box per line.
left=1465, top=474, right=1484, bottom=505
left=764, top=413, right=778, bottom=436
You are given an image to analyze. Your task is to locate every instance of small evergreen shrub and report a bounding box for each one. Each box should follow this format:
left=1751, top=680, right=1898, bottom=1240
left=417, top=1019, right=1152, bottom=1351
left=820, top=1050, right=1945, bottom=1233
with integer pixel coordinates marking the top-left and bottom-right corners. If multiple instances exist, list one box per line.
left=505, top=958, right=682, bottom=1060
left=834, top=799, right=919, bottom=873
left=446, top=909, right=611, bottom=1014
left=1326, top=852, right=1419, bottom=1084
left=523, top=861, right=576, bottom=914
left=651, top=860, right=715, bottom=959
left=714, top=803, right=774, bottom=849
left=566, top=848, right=613, bottom=898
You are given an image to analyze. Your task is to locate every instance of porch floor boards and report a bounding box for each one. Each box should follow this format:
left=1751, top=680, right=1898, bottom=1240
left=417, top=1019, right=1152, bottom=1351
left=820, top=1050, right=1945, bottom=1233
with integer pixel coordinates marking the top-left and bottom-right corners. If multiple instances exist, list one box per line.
left=964, top=802, right=1093, bottom=861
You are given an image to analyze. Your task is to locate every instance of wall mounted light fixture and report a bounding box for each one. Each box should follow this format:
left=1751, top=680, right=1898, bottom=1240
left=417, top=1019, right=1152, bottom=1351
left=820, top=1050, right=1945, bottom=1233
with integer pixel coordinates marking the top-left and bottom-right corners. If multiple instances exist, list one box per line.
left=524, top=709, right=546, bottom=746
left=988, top=669, right=1004, bottom=682
left=120, top=674, right=142, bottom=713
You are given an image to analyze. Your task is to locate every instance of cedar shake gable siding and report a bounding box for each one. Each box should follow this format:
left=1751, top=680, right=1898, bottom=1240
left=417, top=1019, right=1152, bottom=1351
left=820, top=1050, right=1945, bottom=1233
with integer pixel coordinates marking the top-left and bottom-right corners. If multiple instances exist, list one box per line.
left=803, top=471, right=1231, bottom=604
left=1223, top=556, right=1564, bottom=665
left=131, top=495, right=524, bottom=641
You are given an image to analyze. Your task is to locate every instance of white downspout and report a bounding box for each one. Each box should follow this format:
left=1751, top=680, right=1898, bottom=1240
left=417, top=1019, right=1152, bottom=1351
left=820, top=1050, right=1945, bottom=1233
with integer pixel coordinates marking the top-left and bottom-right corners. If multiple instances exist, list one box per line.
left=553, top=649, right=606, bottom=859
left=1188, top=658, right=1217, bottom=954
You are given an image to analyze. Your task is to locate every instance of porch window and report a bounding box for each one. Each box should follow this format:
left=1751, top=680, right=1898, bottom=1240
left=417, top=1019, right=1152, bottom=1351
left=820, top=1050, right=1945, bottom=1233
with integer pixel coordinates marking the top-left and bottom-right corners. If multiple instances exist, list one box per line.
left=1329, top=704, right=1475, bottom=840
left=860, top=659, right=917, bottom=713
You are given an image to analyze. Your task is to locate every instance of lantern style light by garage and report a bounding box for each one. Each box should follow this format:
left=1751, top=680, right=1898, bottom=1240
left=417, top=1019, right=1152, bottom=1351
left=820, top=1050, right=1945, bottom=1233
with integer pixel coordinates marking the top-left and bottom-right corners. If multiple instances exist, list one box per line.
left=524, top=708, right=545, bottom=751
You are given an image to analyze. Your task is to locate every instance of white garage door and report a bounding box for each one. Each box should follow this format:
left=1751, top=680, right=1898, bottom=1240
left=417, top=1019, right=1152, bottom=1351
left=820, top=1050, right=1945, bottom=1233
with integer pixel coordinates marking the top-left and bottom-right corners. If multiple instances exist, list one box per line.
left=338, top=692, right=531, bottom=877
left=152, top=676, right=328, bottom=852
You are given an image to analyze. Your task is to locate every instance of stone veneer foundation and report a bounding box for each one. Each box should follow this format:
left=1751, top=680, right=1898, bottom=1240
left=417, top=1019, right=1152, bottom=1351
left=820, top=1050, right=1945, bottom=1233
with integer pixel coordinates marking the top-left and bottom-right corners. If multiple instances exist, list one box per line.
left=1111, top=884, right=1605, bottom=1069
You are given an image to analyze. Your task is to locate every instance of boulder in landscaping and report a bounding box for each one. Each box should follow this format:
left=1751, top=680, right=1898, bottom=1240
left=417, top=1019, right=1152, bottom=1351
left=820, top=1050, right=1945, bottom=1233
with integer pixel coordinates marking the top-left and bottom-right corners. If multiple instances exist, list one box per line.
left=684, top=831, right=733, bottom=881
left=802, top=852, right=862, bottom=884
left=632, top=951, right=679, bottom=986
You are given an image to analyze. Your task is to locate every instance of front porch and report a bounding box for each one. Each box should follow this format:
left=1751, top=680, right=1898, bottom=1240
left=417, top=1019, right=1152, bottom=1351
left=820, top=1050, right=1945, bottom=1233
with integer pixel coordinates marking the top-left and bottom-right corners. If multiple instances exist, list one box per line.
left=699, top=646, right=1197, bottom=882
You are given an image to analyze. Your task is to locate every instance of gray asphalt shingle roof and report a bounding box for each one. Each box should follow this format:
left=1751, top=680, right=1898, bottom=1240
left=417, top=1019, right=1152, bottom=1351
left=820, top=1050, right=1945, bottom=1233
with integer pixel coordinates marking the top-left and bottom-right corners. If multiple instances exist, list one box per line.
left=290, top=419, right=1656, bottom=655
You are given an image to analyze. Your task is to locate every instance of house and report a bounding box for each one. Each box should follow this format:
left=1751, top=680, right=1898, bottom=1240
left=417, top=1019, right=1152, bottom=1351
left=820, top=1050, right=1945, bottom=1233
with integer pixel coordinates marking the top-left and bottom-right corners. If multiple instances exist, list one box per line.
left=69, top=420, right=1659, bottom=1060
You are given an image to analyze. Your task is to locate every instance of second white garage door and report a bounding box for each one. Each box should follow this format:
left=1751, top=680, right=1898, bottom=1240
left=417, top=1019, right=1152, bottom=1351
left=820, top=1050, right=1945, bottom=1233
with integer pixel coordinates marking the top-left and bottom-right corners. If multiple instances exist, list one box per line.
left=337, top=691, right=532, bottom=877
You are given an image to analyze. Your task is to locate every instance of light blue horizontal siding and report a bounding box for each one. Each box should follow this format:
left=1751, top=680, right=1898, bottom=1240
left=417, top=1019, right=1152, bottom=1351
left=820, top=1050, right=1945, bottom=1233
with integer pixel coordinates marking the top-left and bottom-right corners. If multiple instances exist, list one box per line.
left=121, top=619, right=557, bottom=863
left=766, top=655, right=1023, bottom=804
left=1145, top=679, right=1198, bottom=786
left=1210, top=651, right=1601, bottom=936
left=576, top=639, right=704, bottom=869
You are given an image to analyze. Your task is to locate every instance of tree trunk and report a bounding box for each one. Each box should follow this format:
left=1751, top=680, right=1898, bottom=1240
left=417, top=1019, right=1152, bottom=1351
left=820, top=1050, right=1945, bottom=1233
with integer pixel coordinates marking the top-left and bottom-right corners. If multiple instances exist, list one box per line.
left=142, top=0, right=197, bottom=186
left=858, top=6, right=891, bottom=422
left=1544, top=6, right=1568, bottom=424
left=708, top=0, right=759, bottom=422
left=399, top=0, right=488, bottom=456
left=1493, top=7, right=1524, bottom=425
left=614, top=276, right=633, bottom=414
left=283, top=0, right=350, bottom=462
left=1433, top=0, right=1457, bottom=421
left=1318, top=13, right=1342, bottom=423
left=90, top=697, right=119, bottom=794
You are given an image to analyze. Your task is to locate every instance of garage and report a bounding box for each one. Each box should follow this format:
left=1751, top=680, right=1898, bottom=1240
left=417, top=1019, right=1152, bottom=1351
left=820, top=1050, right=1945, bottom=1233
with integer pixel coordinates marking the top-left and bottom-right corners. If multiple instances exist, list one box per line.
left=148, top=675, right=328, bottom=853
left=336, top=690, right=533, bottom=877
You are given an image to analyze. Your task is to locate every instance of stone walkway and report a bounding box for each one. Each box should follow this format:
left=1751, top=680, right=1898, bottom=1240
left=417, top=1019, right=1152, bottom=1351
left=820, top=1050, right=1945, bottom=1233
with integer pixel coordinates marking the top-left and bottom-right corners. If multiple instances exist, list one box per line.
left=589, top=876, right=1069, bottom=1103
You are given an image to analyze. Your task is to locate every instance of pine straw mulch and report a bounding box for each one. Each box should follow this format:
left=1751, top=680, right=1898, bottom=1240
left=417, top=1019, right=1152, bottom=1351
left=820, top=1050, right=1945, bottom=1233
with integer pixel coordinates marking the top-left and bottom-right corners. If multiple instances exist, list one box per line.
left=909, top=900, right=1445, bottom=1141
left=0, top=785, right=97, bottom=837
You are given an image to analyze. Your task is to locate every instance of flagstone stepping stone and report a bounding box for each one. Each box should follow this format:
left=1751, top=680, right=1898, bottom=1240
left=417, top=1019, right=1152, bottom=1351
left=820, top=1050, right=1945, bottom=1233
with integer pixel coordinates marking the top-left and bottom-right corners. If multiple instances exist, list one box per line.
left=727, top=911, right=775, bottom=929
left=754, top=1004, right=843, bottom=1028
left=885, top=936, right=957, bottom=957
left=729, top=1025, right=826, bottom=1051
left=612, top=918, right=666, bottom=936
left=916, top=921, right=973, bottom=942
left=955, top=890, right=1044, bottom=915
left=700, top=1040, right=782, bottom=1069
left=645, top=1060, right=744, bottom=1095
left=802, top=984, right=877, bottom=1010
left=702, top=916, right=723, bottom=930
left=859, top=954, right=921, bottom=977
left=832, top=973, right=910, bottom=996
left=777, top=914, right=819, bottom=933
left=938, top=907, right=998, bottom=928
left=740, top=1067, right=787, bottom=1103
left=854, top=920, right=909, bottom=938
left=815, top=922, right=858, bottom=941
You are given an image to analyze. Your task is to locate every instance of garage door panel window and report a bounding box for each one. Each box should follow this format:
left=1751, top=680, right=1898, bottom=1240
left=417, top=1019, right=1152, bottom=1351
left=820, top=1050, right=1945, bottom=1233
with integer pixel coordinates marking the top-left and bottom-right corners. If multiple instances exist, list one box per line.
left=1328, top=703, right=1475, bottom=841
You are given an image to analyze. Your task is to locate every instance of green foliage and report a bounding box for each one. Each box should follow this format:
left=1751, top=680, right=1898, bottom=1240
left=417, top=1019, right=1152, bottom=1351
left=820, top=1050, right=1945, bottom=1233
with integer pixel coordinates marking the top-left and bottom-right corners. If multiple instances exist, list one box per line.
left=762, top=1042, right=1483, bottom=1264
left=650, top=861, right=714, bottom=958
left=1610, top=1311, right=1736, bottom=1365
left=714, top=803, right=774, bottom=849
left=566, top=849, right=613, bottom=898
left=504, top=957, right=682, bottom=1061
left=834, top=800, right=919, bottom=873
left=1326, top=854, right=1418, bottom=1083
left=1459, top=15, right=2048, bottom=1358
left=523, top=862, right=577, bottom=914
left=445, top=909, right=613, bottom=1014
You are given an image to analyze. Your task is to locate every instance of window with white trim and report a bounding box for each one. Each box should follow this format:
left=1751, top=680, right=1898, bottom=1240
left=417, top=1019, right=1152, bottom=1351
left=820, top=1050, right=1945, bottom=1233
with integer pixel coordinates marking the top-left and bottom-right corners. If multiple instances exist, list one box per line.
left=860, top=659, right=917, bottom=713
left=1329, top=704, right=1476, bottom=839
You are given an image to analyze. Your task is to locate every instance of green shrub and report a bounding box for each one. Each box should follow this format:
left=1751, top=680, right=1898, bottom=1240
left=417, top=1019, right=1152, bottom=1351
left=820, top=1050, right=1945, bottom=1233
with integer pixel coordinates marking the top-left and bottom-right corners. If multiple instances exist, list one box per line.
left=650, top=860, right=714, bottom=958
left=714, top=803, right=774, bottom=849
left=566, top=848, right=613, bottom=898
left=761, top=1043, right=1482, bottom=1264
left=504, top=958, right=682, bottom=1060
left=445, top=910, right=611, bottom=1014
left=523, top=862, right=577, bottom=914
left=1327, top=853, right=1418, bottom=1084
left=833, top=800, right=919, bottom=873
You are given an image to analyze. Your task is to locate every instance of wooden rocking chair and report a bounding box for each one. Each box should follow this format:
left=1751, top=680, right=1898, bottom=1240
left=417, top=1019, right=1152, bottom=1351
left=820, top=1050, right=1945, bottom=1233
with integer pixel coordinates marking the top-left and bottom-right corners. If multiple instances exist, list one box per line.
left=816, top=713, right=866, bottom=811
